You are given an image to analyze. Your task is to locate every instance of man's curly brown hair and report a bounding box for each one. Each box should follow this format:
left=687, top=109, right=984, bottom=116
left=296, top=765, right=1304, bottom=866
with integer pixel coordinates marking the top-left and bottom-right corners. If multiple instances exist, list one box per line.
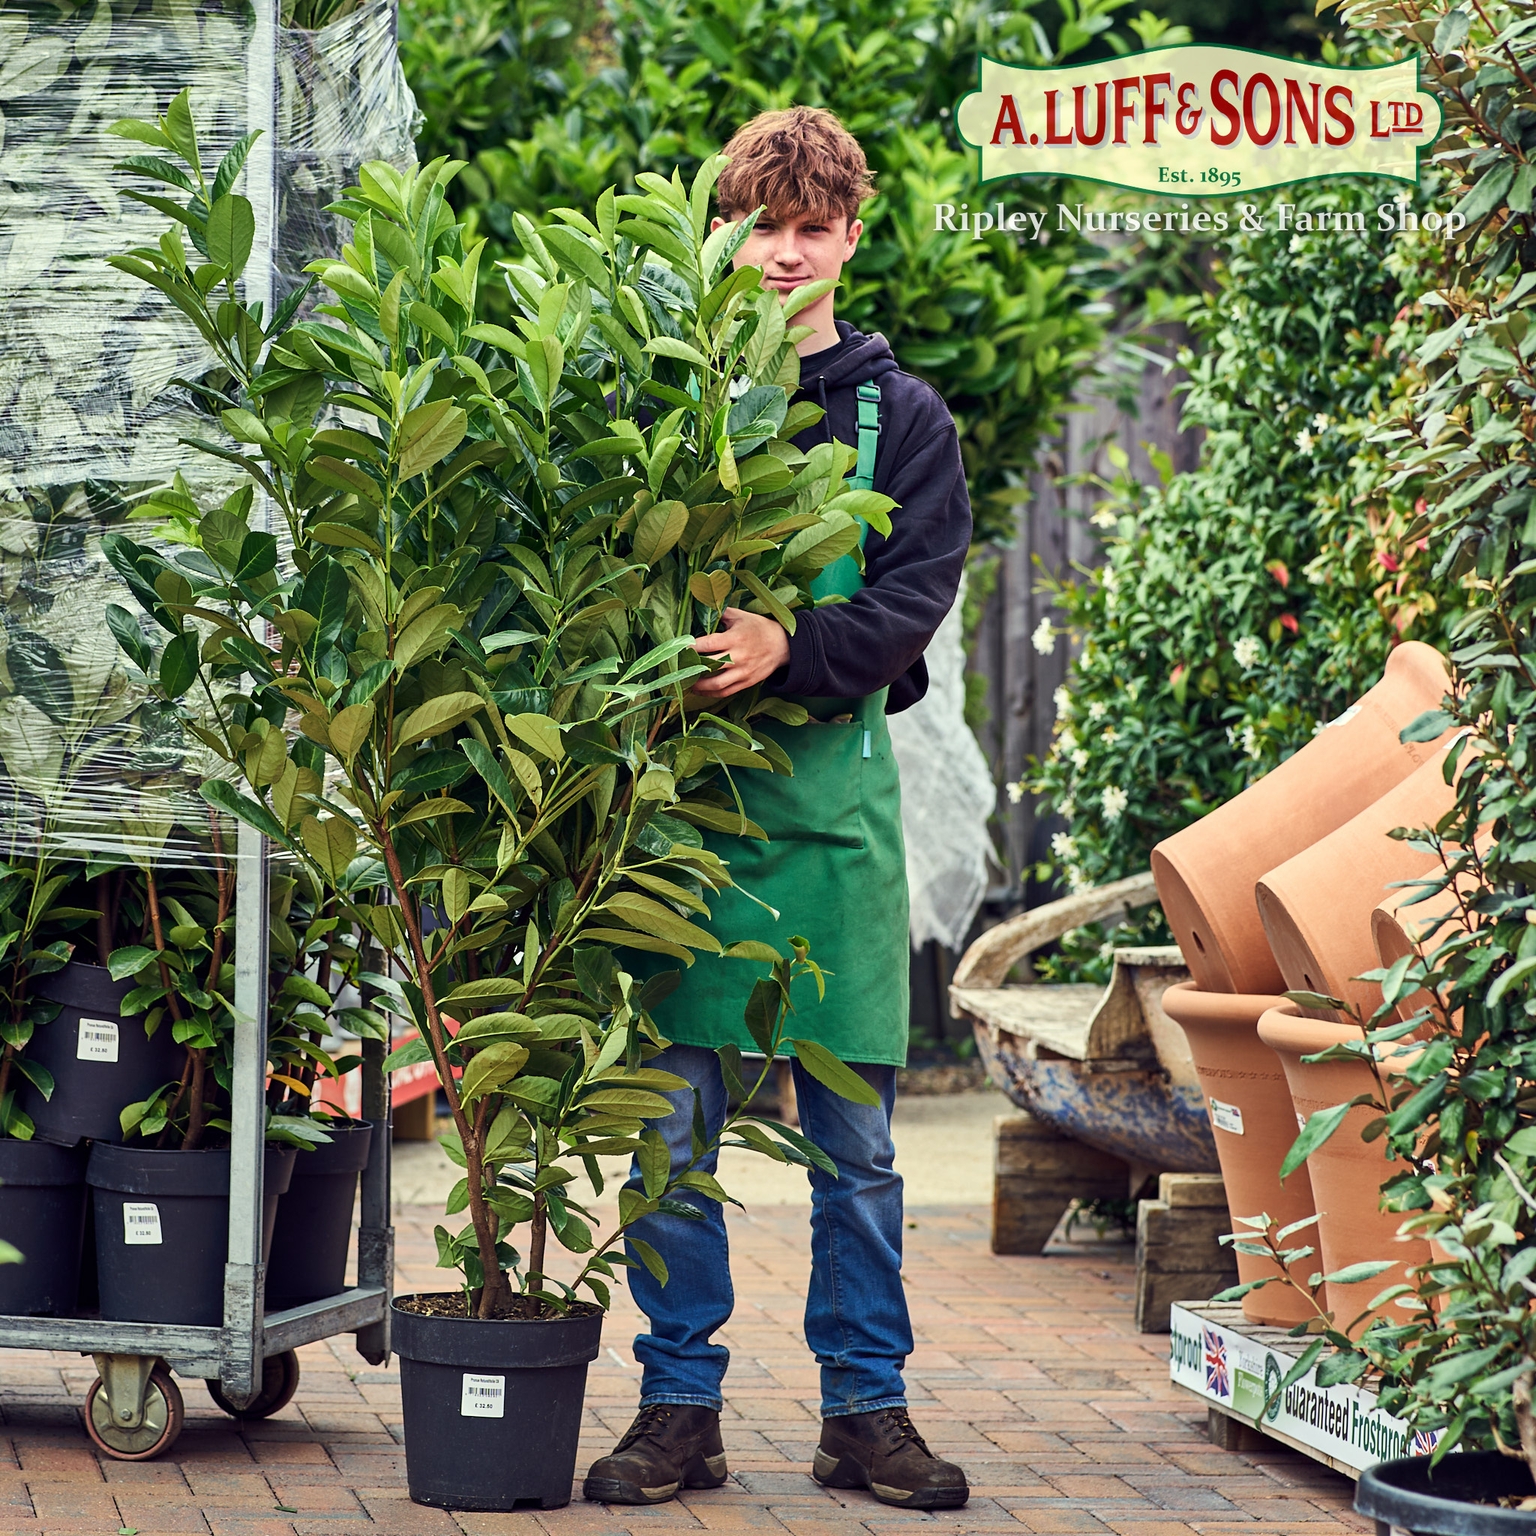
left=715, top=107, right=875, bottom=226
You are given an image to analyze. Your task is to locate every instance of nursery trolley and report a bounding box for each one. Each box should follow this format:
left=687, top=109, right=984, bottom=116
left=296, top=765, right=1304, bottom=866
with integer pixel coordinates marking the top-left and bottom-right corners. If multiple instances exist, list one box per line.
left=0, top=831, right=395, bottom=1459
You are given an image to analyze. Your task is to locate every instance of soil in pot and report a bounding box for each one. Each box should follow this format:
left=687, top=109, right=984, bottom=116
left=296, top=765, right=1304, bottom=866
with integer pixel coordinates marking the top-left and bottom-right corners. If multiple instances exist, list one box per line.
left=392, top=1293, right=603, bottom=1511
left=20, top=962, right=185, bottom=1146
left=1255, top=742, right=1463, bottom=1025
left=1256, top=1003, right=1430, bottom=1330
left=1357, top=1449, right=1536, bottom=1534
left=87, top=1144, right=296, bottom=1326
left=1160, top=983, right=1316, bottom=1326
left=265, top=1121, right=373, bottom=1311
left=0, top=1139, right=87, bottom=1316
left=1150, top=641, right=1453, bottom=996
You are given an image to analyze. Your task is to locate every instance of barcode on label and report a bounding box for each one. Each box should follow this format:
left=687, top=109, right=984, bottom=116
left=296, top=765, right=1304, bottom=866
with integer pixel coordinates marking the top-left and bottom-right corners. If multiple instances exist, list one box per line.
left=77, top=1017, right=119, bottom=1063
left=1209, top=1097, right=1244, bottom=1136
left=123, top=1203, right=162, bottom=1246
left=460, top=1373, right=505, bottom=1418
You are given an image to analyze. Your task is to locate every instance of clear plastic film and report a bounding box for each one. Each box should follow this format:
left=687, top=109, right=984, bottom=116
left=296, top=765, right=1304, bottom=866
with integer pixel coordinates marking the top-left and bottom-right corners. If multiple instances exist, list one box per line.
left=0, top=0, right=418, bottom=867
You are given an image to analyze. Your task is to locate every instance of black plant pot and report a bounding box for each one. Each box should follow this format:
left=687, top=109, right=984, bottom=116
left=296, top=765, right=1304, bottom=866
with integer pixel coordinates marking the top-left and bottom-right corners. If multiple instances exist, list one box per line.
left=0, top=1139, right=87, bottom=1316
left=1357, top=1449, right=1536, bottom=1534
left=393, top=1295, right=603, bottom=1511
left=87, top=1144, right=296, bottom=1327
left=265, top=1121, right=373, bottom=1311
left=21, top=962, right=184, bottom=1146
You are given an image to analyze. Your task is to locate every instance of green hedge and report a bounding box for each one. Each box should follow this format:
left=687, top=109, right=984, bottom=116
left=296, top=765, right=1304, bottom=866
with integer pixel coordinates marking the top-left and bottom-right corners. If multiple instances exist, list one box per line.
left=1027, top=185, right=1464, bottom=903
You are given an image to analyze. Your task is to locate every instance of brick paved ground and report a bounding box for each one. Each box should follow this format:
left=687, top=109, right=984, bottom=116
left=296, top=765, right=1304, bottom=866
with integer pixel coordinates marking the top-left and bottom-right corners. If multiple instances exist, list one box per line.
left=0, top=1201, right=1367, bottom=1536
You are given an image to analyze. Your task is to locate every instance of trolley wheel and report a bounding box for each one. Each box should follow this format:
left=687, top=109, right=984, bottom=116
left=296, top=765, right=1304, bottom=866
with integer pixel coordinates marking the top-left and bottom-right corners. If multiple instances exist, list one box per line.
left=205, top=1349, right=300, bottom=1420
left=84, top=1366, right=183, bottom=1461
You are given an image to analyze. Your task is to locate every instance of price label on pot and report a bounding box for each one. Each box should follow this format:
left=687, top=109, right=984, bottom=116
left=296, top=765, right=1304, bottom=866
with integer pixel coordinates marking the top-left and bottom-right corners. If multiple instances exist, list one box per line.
left=460, top=1373, right=505, bottom=1418
left=1209, top=1097, right=1244, bottom=1135
left=122, top=1203, right=162, bottom=1245
left=77, top=1017, right=119, bottom=1063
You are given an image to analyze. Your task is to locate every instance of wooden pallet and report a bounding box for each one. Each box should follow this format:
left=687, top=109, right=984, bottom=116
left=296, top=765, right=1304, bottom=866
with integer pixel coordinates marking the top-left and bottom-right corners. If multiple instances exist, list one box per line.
left=1169, top=1300, right=1436, bottom=1477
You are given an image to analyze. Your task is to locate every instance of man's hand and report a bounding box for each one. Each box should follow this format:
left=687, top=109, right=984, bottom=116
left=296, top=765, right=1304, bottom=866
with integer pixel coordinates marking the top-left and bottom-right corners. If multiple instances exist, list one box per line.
left=690, top=608, right=790, bottom=698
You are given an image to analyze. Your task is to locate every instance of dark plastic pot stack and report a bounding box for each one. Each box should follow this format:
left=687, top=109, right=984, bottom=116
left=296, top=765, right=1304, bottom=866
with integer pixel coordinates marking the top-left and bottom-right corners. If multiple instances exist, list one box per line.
left=88, top=1144, right=296, bottom=1327
left=392, top=1296, right=603, bottom=1510
left=266, top=1121, right=373, bottom=1310
left=20, top=962, right=183, bottom=1146
left=0, top=1140, right=88, bottom=1316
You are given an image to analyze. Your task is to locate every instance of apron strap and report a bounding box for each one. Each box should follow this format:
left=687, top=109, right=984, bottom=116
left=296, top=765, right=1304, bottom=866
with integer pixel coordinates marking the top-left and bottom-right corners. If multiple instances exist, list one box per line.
left=848, top=381, right=881, bottom=490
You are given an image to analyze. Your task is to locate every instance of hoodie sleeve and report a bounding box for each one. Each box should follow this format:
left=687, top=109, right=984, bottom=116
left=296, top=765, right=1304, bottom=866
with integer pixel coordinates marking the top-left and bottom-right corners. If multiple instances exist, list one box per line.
left=774, top=378, right=972, bottom=710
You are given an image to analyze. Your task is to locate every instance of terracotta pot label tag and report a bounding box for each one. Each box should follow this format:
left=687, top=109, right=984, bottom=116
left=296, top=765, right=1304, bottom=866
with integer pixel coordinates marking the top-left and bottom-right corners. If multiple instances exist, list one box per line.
left=1209, top=1097, right=1244, bottom=1135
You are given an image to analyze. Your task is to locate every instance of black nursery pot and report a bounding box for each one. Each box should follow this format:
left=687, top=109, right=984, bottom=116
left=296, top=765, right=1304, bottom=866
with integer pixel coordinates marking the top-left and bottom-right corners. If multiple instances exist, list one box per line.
left=265, top=1121, right=373, bottom=1311
left=1356, top=1449, right=1536, bottom=1535
left=21, top=962, right=184, bottom=1146
left=392, top=1296, right=603, bottom=1511
left=0, top=1140, right=87, bottom=1316
left=87, top=1144, right=296, bottom=1327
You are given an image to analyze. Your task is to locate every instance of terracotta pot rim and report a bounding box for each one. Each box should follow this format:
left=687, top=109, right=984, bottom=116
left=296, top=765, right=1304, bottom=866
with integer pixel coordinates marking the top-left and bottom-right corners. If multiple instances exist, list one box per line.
left=1161, top=980, right=1291, bottom=1027
left=1257, top=1003, right=1368, bottom=1053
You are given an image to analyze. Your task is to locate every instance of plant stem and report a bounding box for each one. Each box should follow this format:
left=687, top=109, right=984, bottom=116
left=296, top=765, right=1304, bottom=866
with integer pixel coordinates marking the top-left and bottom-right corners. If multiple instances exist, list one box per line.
left=375, top=825, right=508, bottom=1316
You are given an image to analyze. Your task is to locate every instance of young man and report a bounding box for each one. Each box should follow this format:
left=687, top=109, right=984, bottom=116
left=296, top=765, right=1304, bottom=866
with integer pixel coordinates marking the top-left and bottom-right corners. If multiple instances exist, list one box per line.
left=583, top=107, right=973, bottom=1510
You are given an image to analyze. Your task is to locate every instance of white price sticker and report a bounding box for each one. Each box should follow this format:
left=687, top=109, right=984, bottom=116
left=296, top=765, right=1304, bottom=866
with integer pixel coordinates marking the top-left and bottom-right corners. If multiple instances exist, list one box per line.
left=123, top=1203, right=162, bottom=1246
left=460, top=1373, right=505, bottom=1418
left=1209, top=1097, right=1244, bottom=1136
left=77, top=1017, right=119, bottom=1063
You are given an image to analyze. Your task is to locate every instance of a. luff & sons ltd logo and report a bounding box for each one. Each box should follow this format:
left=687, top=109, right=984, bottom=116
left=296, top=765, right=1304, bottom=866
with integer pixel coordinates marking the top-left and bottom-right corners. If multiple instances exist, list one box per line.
left=950, top=45, right=1455, bottom=240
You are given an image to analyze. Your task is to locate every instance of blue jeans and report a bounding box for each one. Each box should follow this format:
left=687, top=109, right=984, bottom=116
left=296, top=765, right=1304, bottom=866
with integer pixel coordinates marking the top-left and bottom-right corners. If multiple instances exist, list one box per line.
left=624, top=1044, right=913, bottom=1418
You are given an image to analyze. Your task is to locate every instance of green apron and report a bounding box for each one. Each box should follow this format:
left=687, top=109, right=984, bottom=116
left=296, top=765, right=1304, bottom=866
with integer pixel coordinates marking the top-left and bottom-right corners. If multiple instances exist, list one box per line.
left=649, top=383, right=911, bottom=1067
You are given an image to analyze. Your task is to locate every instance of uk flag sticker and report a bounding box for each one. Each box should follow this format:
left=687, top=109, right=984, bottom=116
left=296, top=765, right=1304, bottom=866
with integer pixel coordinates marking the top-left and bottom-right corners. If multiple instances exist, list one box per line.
left=1203, top=1327, right=1230, bottom=1400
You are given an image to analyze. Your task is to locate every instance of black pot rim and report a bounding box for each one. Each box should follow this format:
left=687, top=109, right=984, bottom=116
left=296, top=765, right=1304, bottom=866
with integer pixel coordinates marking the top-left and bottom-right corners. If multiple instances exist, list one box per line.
left=392, top=1293, right=603, bottom=1370
left=0, top=1138, right=86, bottom=1184
left=88, top=1143, right=298, bottom=1198
left=35, top=959, right=135, bottom=1009
left=1356, top=1450, right=1536, bottom=1534
left=290, top=1120, right=373, bottom=1175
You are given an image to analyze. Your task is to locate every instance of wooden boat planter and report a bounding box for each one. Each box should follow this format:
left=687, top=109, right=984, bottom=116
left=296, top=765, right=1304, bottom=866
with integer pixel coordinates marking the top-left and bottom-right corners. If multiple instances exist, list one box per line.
left=951, top=873, right=1218, bottom=1177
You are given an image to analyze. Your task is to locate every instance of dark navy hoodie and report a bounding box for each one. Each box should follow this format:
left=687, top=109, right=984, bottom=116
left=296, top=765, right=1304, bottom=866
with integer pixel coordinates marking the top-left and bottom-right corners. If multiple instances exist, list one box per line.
left=773, top=320, right=972, bottom=714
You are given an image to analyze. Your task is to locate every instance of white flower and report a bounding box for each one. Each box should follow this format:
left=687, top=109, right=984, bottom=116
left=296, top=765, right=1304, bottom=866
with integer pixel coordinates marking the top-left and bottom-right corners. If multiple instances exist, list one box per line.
left=1058, top=796, right=1075, bottom=819
left=1101, top=727, right=1120, bottom=745
left=1051, top=832, right=1079, bottom=862
left=1032, top=617, right=1056, bottom=655
left=1072, top=749, right=1090, bottom=771
left=1005, top=779, right=1025, bottom=805
left=1090, top=507, right=1118, bottom=529
left=1311, top=412, right=1331, bottom=433
left=1102, top=785, right=1129, bottom=823
left=1088, top=700, right=1107, bottom=722
left=1294, top=429, right=1316, bottom=455
left=1057, top=727, right=1079, bottom=755
left=1233, top=635, right=1263, bottom=669
left=1241, top=723, right=1262, bottom=759
left=1288, top=234, right=1304, bottom=253
left=1101, top=565, right=1119, bottom=592
left=1098, top=940, right=1116, bottom=960
left=1054, top=686, right=1073, bottom=720
left=1066, top=866, right=1092, bottom=893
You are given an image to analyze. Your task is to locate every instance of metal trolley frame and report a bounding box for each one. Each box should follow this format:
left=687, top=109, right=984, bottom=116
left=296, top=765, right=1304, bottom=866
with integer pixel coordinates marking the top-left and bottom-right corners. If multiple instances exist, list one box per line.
left=0, top=5, right=395, bottom=1450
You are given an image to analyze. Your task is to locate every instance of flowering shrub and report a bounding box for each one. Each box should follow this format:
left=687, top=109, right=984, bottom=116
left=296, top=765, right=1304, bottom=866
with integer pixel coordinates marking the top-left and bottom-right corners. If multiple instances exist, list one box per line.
left=1025, top=184, right=1465, bottom=902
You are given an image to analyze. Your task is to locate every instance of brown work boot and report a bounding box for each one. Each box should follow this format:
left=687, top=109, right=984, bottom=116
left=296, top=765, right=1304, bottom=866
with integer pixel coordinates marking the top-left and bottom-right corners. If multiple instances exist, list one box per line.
left=813, top=1407, right=969, bottom=1509
left=583, top=1403, right=728, bottom=1504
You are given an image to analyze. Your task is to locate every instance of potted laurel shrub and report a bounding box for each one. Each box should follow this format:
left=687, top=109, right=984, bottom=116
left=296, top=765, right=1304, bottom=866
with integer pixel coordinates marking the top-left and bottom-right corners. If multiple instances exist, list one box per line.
left=0, top=859, right=98, bottom=1316
left=105, top=101, right=890, bottom=1507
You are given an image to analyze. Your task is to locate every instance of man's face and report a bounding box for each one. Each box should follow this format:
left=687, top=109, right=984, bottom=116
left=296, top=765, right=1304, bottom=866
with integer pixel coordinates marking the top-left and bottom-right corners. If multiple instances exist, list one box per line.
left=710, top=206, right=861, bottom=341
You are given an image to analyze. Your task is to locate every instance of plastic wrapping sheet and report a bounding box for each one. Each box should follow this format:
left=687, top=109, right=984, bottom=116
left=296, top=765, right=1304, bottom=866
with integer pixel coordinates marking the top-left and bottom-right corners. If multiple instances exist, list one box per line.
left=889, top=578, right=998, bottom=953
left=0, top=0, right=418, bottom=865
